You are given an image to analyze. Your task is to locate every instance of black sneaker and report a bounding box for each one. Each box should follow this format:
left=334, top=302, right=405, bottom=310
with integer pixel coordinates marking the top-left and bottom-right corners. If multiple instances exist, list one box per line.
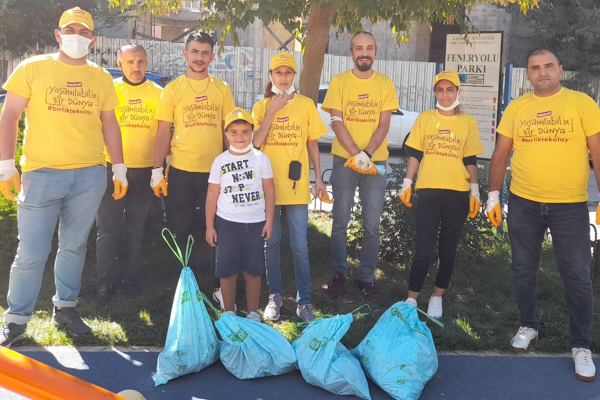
left=121, top=280, right=142, bottom=296
left=0, top=323, right=27, bottom=348
left=53, top=307, right=91, bottom=336
left=95, top=284, right=112, bottom=305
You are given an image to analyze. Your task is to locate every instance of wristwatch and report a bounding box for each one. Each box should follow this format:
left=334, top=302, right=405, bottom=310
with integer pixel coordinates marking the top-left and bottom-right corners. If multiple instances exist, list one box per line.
left=365, top=148, right=373, bottom=158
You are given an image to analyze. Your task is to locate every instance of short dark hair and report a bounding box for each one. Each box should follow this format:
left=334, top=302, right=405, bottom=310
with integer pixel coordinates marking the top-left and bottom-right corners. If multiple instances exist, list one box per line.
left=525, top=47, right=561, bottom=68
left=117, top=44, right=147, bottom=60
left=186, top=32, right=215, bottom=51
left=350, top=31, right=376, bottom=51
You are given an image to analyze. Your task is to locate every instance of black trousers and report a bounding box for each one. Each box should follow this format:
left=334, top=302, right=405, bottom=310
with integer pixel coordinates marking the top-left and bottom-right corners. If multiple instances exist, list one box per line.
left=96, top=164, right=154, bottom=285
left=408, top=189, right=470, bottom=293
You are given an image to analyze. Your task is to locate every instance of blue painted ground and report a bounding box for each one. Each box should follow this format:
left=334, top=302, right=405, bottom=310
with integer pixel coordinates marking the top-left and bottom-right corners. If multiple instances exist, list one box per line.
left=1, top=349, right=599, bottom=400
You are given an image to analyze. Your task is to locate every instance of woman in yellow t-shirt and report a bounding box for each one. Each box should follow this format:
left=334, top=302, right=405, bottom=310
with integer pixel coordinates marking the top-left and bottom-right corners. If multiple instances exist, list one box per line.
left=399, top=70, right=484, bottom=319
left=252, top=52, right=327, bottom=322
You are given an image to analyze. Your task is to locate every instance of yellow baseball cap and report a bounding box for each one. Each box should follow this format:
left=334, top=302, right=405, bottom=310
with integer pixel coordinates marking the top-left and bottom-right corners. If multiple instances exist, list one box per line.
left=59, top=7, right=94, bottom=30
left=225, top=107, right=254, bottom=130
left=434, top=70, right=460, bottom=88
left=269, top=52, right=297, bottom=72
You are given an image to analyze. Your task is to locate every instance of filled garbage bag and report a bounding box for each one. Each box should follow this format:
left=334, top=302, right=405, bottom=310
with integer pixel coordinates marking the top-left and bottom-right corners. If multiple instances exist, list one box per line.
left=292, top=312, right=371, bottom=399
left=155, top=230, right=220, bottom=386
left=352, top=301, right=438, bottom=400
left=214, top=312, right=297, bottom=379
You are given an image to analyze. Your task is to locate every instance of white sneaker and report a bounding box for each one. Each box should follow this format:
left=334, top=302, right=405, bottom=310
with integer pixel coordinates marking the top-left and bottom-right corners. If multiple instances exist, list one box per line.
left=427, top=296, right=443, bottom=319
left=405, top=298, right=417, bottom=308
left=213, top=288, right=237, bottom=311
left=510, top=326, right=538, bottom=351
left=264, top=293, right=283, bottom=321
left=573, top=348, right=596, bottom=382
left=246, top=311, right=261, bottom=323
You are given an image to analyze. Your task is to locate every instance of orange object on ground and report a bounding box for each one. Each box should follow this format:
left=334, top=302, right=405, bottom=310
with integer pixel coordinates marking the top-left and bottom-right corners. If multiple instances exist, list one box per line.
left=0, top=346, right=129, bottom=400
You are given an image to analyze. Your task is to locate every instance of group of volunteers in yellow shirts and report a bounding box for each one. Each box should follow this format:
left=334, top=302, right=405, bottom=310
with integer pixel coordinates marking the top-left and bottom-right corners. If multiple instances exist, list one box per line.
left=0, top=5, right=598, bottom=384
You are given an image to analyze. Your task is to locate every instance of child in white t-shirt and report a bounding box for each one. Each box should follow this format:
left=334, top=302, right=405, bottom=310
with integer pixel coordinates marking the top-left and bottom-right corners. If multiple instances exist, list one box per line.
left=205, top=107, right=275, bottom=322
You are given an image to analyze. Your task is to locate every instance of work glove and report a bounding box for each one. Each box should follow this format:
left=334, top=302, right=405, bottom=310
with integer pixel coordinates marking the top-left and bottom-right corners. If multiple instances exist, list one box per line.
left=486, top=190, right=502, bottom=228
left=165, top=155, right=171, bottom=184
left=151, top=167, right=168, bottom=198
left=469, top=183, right=481, bottom=219
left=596, top=204, right=600, bottom=226
left=112, top=163, right=128, bottom=200
left=344, top=151, right=377, bottom=175
left=311, top=186, right=333, bottom=204
left=399, top=178, right=413, bottom=207
left=0, top=159, right=20, bottom=201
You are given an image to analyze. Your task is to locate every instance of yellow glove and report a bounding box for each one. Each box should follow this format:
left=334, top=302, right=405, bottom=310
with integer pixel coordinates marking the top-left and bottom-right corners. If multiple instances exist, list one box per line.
left=151, top=167, right=168, bottom=198
left=399, top=178, right=413, bottom=207
left=112, top=163, right=128, bottom=200
left=0, top=159, right=21, bottom=201
left=311, top=186, right=334, bottom=204
left=596, top=204, right=600, bottom=225
left=344, top=153, right=377, bottom=175
left=485, top=190, right=502, bottom=228
left=468, top=183, right=481, bottom=219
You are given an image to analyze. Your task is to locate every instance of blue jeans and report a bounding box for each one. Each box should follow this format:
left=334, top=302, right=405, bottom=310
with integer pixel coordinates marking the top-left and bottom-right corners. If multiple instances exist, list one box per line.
left=4, top=166, right=106, bottom=324
left=265, top=205, right=311, bottom=305
left=331, top=156, right=387, bottom=283
left=507, top=192, right=593, bottom=348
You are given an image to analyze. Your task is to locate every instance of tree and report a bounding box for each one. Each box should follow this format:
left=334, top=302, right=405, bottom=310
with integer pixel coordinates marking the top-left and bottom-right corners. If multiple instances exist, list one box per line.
left=108, top=0, right=539, bottom=103
left=0, top=0, right=120, bottom=57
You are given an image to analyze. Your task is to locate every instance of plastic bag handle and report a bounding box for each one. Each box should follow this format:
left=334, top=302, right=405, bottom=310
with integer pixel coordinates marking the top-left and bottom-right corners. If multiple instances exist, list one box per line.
left=297, top=313, right=334, bottom=328
left=417, top=307, right=445, bottom=328
left=162, top=228, right=194, bottom=268
left=199, top=291, right=222, bottom=322
left=351, top=304, right=370, bottom=318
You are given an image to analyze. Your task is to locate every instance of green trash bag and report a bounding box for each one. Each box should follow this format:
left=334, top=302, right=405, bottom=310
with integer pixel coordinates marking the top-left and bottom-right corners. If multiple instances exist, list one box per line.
left=155, top=229, right=220, bottom=386
left=352, top=301, right=440, bottom=400
left=211, top=308, right=297, bottom=379
left=292, top=306, right=371, bottom=399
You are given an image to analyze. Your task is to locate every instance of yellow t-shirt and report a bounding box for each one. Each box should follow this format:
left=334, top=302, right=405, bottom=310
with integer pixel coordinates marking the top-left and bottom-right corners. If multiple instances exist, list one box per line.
left=321, top=70, right=400, bottom=161
left=252, top=94, right=327, bottom=205
left=108, top=79, right=162, bottom=168
left=498, top=88, right=600, bottom=203
left=406, top=110, right=484, bottom=192
left=3, top=54, right=119, bottom=172
left=154, top=74, right=236, bottom=173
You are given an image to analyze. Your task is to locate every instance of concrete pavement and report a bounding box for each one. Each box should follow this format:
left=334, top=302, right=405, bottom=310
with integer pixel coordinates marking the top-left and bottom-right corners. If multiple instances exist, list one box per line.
left=1, top=347, right=599, bottom=400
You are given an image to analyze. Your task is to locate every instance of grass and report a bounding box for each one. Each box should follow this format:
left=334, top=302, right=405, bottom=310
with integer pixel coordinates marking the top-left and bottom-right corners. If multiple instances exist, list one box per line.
left=1, top=201, right=600, bottom=354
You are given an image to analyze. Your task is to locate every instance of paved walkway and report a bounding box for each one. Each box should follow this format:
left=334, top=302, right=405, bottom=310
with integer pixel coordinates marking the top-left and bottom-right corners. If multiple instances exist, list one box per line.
left=1, top=347, right=599, bottom=400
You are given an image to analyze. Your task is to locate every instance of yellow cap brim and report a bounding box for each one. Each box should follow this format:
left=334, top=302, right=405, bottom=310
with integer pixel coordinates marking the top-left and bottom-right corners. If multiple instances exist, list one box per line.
left=60, top=20, right=93, bottom=30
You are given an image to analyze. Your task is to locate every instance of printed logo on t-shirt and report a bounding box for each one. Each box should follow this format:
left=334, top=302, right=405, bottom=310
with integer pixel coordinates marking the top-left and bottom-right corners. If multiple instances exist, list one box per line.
left=276, top=117, right=289, bottom=123
left=67, top=82, right=82, bottom=87
left=195, top=96, right=208, bottom=102
left=220, top=159, right=264, bottom=205
left=45, top=81, right=98, bottom=116
left=358, top=94, right=369, bottom=100
left=438, top=130, right=451, bottom=135
left=129, top=99, right=142, bottom=105
left=537, top=111, right=552, bottom=118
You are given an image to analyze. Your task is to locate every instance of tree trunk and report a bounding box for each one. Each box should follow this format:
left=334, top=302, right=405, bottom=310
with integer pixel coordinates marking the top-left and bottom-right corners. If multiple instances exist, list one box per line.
left=299, top=1, right=334, bottom=105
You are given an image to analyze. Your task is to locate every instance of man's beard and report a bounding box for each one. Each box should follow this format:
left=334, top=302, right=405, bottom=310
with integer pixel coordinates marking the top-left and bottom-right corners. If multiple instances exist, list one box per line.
left=355, top=56, right=373, bottom=72
left=188, top=63, right=207, bottom=74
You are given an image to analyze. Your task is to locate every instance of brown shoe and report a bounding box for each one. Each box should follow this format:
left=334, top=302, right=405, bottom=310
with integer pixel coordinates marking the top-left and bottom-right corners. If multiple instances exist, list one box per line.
left=357, top=281, right=382, bottom=302
left=327, top=273, right=346, bottom=298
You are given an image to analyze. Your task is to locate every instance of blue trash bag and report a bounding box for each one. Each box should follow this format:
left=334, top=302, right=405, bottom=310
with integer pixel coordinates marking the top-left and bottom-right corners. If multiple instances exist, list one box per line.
left=292, top=306, right=371, bottom=400
left=352, top=301, right=441, bottom=400
left=213, top=311, right=297, bottom=379
left=155, top=230, right=220, bottom=386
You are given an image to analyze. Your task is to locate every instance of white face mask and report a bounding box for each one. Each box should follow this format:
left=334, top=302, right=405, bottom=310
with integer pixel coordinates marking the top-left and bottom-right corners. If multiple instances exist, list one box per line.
left=436, top=97, right=460, bottom=112
left=270, top=76, right=295, bottom=96
left=60, top=33, right=92, bottom=59
left=227, top=133, right=254, bottom=154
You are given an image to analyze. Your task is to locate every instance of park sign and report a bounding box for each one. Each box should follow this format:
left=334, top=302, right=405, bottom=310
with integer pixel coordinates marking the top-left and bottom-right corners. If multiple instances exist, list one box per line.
left=445, top=32, right=504, bottom=159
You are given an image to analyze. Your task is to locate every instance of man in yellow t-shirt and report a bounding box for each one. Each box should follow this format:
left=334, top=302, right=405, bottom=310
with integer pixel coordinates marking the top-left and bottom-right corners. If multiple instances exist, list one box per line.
left=321, top=32, right=399, bottom=302
left=488, top=47, right=600, bottom=381
left=0, top=7, right=125, bottom=346
left=95, top=44, right=163, bottom=305
left=152, top=32, right=235, bottom=301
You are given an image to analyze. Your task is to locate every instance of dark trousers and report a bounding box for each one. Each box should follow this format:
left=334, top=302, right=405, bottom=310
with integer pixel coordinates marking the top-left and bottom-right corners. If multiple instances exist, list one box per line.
left=408, top=189, right=469, bottom=292
left=96, top=164, right=153, bottom=285
left=507, top=192, right=593, bottom=348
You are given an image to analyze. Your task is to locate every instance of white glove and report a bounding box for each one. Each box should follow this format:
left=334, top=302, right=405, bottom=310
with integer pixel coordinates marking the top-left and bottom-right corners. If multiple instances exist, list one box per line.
left=112, top=163, right=128, bottom=200
left=165, top=155, right=171, bottom=166
left=470, top=183, right=480, bottom=203
left=354, top=151, right=374, bottom=171
left=0, top=159, right=17, bottom=181
left=151, top=167, right=165, bottom=187
left=486, top=190, right=500, bottom=213
left=400, top=178, right=412, bottom=196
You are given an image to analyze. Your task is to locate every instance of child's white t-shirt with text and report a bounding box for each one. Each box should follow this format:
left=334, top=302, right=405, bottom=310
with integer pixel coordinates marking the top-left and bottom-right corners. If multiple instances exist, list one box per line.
left=208, top=149, right=274, bottom=223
